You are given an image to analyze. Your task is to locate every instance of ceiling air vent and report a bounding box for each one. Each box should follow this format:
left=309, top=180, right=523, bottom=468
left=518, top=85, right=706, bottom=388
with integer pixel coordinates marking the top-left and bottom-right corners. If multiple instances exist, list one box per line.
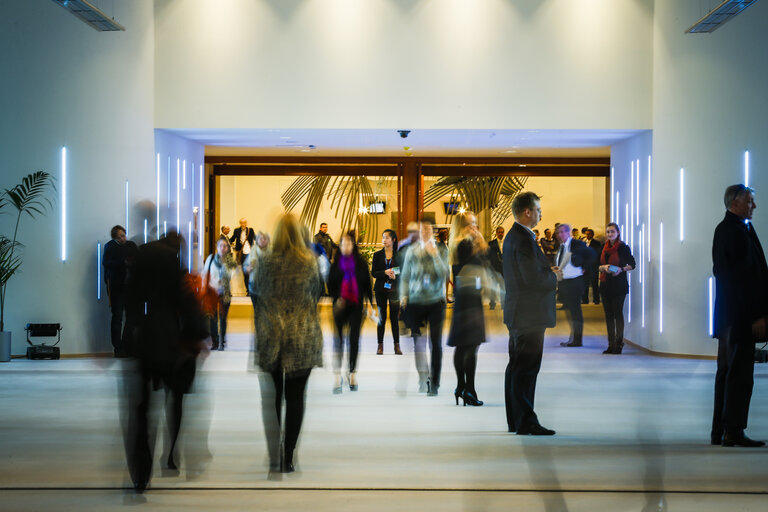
left=51, top=0, right=125, bottom=32
left=686, top=0, right=761, bottom=33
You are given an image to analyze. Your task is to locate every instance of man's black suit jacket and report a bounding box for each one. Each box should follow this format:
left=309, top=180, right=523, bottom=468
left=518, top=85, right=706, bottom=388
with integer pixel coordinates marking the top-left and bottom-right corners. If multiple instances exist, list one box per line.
left=487, top=238, right=503, bottom=275
left=230, top=227, right=256, bottom=252
left=713, top=210, right=768, bottom=340
left=503, top=222, right=557, bottom=334
left=560, top=238, right=597, bottom=271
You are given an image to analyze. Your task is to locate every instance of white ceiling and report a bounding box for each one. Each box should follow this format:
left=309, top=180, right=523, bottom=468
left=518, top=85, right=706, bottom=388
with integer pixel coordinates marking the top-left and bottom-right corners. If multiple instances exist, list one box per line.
left=164, top=128, right=646, bottom=157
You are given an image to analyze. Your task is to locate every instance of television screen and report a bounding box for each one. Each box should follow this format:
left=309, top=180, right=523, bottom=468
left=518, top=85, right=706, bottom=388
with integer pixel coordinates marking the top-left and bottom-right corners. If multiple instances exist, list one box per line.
left=369, top=201, right=386, bottom=214
left=443, top=202, right=460, bottom=215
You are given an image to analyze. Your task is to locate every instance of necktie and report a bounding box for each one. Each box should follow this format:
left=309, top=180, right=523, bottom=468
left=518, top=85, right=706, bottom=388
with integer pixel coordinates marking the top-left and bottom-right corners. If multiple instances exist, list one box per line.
left=557, top=246, right=564, bottom=267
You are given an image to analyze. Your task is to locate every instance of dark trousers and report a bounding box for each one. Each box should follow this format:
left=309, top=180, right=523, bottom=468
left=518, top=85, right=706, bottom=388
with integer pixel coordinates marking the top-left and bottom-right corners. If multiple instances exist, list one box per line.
left=209, top=297, right=231, bottom=348
left=259, top=366, right=311, bottom=469
left=109, top=289, right=127, bottom=355
left=333, top=301, right=363, bottom=373
left=454, top=344, right=480, bottom=396
left=582, top=270, right=600, bottom=304
left=125, top=357, right=196, bottom=490
left=407, top=301, right=445, bottom=389
left=601, top=288, right=626, bottom=348
left=375, top=290, right=400, bottom=345
left=713, top=331, right=755, bottom=435
left=505, top=329, right=545, bottom=431
left=559, top=276, right=584, bottom=342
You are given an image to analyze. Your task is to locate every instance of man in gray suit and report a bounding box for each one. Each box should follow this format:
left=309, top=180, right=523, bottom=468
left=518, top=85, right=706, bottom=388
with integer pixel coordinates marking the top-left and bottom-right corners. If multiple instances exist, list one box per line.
left=503, top=192, right=557, bottom=435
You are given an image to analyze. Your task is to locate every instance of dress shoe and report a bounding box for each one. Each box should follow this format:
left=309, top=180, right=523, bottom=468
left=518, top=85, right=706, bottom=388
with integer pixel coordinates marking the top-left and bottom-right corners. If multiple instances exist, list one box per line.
left=722, top=432, right=765, bottom=447
left=517, top=424, right=556, bottom=436
left=508, top=426, right=516, bottom=433
left=603, top=346, right=618, bottom=354
left=560, top=340, right=582, bottom=347
left=394, top=342, right=403, bottom=355
left=348, top=372, right=358, bottom=391
left=376, top=343, right=383, bottom=355
left=454, top=388, right=463, bottom=405
left=710, top=432, right=723, bottom=445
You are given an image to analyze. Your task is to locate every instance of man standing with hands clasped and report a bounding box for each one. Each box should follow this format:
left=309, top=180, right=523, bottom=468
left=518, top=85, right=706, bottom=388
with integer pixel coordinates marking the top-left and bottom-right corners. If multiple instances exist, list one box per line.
left=712, top=184, right=768, bottom=447
left=503, top=192, right=557, bottom=436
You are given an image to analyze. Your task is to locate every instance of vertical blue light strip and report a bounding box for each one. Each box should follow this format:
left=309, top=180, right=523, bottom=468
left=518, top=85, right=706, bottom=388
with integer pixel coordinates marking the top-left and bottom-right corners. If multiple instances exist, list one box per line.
left=143, top=218, right=148, bottom=244
left=61, top=147, right=67, bottom=262
left=680, top=168, right=684, bottom=242
left=176, top=159, right=181, bottom=231
left=744, top=150, right=750, bottom=187
left=167, top=156, right=171, bottom=208
left=188, top=221, right=193, bottom=273
left=641, top=224, right=645, bottom=328
left=708, top=276, right=714, bottom=336
left=636, top=159, right=640, bottom=226
left=659, top=222, right=664, bottom=333
left=156, top=153, right=161, bottom=241
left=610, top=166, right=615, bottom=222
left=647, top=155, right=652, bottom=262
left=164, top=221, right=167, bottom=238
left=616, top=192, right=620, bottom=226
left=97, top=242, right=101, bottom=300
left=183, top=160, right=187, bottom=190
left=630, top=162, right=634, bottom=249
left=125, top=180, right=129, bottom=237
left=199, top=164, right=204, bottom=258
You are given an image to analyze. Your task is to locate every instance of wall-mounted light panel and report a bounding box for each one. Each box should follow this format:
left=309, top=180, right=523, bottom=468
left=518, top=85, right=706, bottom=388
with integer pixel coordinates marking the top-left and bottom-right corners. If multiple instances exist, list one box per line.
left=199, top=164, right=204, bottom=257
left=61, top=147, right=67, bottom=262
left=680, top=168, right=685, bottom=242
left=96, top=242, right=101, bottom=300
left=659, top=221, right=664, bottom=333
left=156, top=153, right=161, bottom=240
left=708, top=276, right=714, bottom=336
left=745, top=150, right=750, bottom=187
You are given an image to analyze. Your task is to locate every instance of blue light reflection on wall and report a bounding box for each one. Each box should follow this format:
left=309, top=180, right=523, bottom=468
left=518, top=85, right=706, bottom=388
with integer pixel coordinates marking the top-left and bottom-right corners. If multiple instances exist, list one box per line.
left=97, top=242, right=101, bottom=300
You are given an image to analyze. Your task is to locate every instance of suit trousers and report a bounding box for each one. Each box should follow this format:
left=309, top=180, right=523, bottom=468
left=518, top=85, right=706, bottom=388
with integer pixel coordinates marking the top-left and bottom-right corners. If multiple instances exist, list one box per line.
left=505, top=329, right=545, bottom=431
left=109, top=289, right=127, bottom=355
left=712, top=330, right=755, bottom=435
left=375, top=290, right=400, bottom=345
left=582, top=270, right=600, bottom=304
left=407, top=301, right=445, bottom=389
left=559, top=276, right=585, bottom=341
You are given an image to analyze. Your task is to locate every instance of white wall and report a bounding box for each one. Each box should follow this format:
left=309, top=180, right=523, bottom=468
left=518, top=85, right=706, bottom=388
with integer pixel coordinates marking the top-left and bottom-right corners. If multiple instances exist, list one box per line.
left=614, top=0, right=768, bottom=356
left=0, top=0, right=156, bottom=356
left=154, top=0, right=653, bottom=130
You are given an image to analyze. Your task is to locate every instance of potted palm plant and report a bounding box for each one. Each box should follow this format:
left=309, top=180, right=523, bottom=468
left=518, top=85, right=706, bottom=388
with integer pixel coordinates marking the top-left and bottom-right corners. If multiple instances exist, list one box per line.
left=0, top=171, right=56, bottom=362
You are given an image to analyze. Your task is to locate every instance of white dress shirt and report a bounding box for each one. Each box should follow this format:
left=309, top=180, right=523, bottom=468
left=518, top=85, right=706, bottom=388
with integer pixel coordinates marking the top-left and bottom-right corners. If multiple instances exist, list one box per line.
left=556, top=238, right=584, bottom=280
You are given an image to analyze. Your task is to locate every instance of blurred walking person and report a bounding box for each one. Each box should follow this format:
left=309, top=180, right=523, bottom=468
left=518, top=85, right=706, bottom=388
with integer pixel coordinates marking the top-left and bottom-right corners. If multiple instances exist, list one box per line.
left=123, top=232, right=209, bottom=493
left=327, top=231, right=373, bottom=393
left=447, top=212, right=489, bottom=406
left=253, top=214, right=324, bottom=473
left=371, top=229, right=402, bottom=355
left=202, top=236, right=237, bottom=351
left=400, top=220, right=450, bottom=396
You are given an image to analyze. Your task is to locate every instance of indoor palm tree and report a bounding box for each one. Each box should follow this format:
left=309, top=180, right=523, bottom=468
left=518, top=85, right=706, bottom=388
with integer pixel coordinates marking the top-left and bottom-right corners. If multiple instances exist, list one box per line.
left=0, top=171, right=56, bottom=340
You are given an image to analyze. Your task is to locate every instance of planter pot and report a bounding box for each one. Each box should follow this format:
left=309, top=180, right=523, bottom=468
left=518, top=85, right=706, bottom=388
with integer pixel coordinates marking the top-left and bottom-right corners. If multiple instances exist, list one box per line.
left=0, top=331, right=11, bottom=362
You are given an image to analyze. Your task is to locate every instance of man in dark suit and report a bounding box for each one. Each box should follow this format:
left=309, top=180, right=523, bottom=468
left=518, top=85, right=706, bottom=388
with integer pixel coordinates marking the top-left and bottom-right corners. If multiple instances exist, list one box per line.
left=487, top=226, right=504, bottom=310
left=554, top=223, right=596, bottom=347
left=582, top=229, right=602, bottom=305
left=503, top=192, right=557, bottom=436
left=230, top=217, right=256, bottom=289
left=103, top=225, right=132, bottom=357
left=712, top=184, right=768, bottom=447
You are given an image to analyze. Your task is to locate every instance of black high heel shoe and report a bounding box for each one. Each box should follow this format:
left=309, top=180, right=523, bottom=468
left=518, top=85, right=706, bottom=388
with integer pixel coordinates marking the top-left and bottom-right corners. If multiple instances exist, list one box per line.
left=462, top=390, right=484, bottom=407
left=454, top=388, right=464, bottom=405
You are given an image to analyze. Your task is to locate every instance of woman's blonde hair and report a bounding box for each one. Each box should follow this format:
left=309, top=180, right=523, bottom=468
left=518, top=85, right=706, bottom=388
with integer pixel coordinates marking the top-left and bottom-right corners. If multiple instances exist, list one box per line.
left=271, top=213, right=314, bottom=263
left=449, top=211, right=487, bottom=264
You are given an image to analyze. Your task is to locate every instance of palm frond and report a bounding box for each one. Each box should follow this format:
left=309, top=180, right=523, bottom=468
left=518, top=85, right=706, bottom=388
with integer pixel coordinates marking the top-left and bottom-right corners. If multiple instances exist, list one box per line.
left=0, top=237, right=22, bottom=287
left=4, top=171, right=57, bottom=220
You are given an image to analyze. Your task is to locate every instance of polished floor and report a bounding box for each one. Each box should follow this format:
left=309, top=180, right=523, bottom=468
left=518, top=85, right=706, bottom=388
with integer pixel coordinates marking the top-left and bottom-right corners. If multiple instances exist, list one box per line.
left=1, top=304, right=767, bottom=511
